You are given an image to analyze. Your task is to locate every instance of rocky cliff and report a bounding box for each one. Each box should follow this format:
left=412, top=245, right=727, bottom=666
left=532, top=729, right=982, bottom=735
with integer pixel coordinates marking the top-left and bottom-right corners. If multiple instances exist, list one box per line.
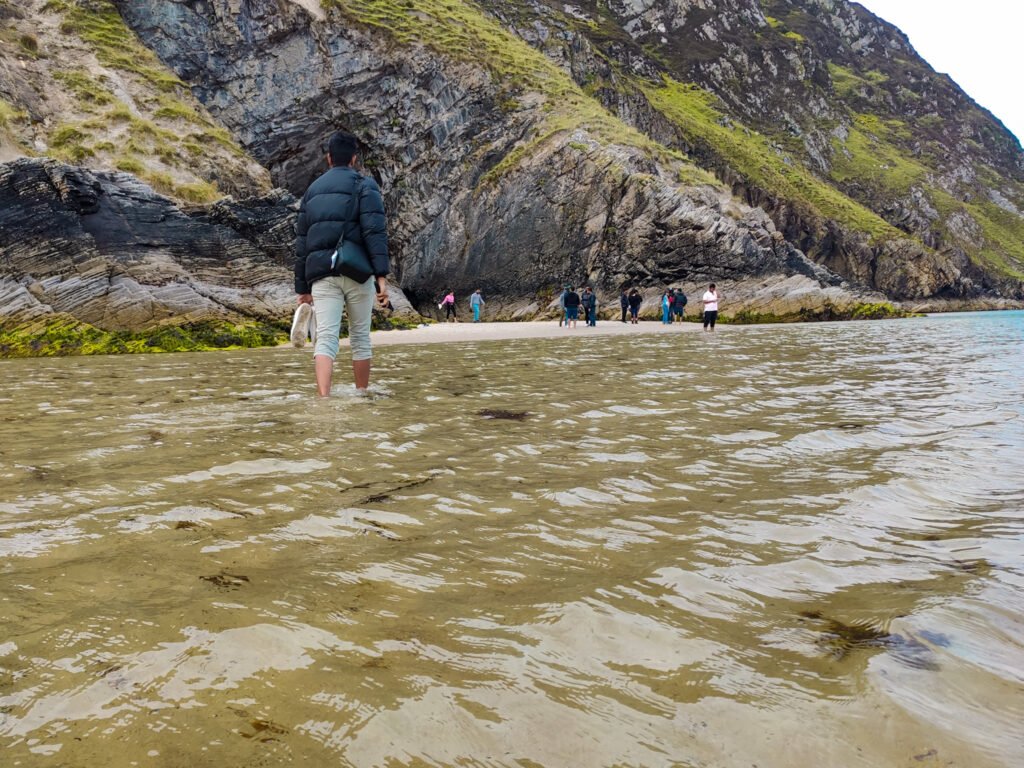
left=1, top=0, right=1022, bottom=347
left=0, top=157, right=298, bottom=354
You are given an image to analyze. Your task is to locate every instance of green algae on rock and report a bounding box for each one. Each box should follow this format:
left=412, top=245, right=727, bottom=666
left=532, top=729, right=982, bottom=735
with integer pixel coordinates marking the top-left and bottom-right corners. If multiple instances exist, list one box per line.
left=0, top=319, right=288, bottom=358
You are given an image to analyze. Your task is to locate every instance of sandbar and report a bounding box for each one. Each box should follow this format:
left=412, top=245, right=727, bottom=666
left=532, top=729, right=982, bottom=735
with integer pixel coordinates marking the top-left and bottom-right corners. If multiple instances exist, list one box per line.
left=353, top=319, right=706, bottom=349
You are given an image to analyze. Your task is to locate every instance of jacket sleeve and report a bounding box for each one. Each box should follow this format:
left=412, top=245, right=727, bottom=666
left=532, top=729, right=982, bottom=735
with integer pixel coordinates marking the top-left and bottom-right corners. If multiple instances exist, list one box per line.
left=358, top=178, right=389, bottom=277
left=294, top=192, right=310, bottom=294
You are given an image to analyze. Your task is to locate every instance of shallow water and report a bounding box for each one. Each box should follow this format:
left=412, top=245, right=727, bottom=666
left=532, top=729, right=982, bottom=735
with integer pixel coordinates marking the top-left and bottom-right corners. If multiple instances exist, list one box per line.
left=1, top=312, right=1022, bottom=767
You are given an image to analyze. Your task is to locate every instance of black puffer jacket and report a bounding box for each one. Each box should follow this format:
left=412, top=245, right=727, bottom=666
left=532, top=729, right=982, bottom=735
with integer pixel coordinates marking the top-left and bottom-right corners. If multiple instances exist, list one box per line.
left=294, top=166, right=389, bottom=294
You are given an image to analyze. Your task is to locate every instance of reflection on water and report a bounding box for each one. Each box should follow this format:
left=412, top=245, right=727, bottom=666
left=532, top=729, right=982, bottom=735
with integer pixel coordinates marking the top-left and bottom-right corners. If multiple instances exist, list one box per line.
left=1, top=312, right=1022, bottom=766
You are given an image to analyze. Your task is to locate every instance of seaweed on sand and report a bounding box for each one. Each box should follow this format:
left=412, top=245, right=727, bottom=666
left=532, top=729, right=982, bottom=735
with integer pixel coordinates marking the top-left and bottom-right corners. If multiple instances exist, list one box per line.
left=799, top=612, right=939, bottom=669
left=478, top=409, right=531, bottom=421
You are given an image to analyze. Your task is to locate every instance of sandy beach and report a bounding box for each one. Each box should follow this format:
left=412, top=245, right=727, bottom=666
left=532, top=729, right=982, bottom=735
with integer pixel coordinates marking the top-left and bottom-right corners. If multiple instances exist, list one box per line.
left=352, top=319, right=706, bottom=349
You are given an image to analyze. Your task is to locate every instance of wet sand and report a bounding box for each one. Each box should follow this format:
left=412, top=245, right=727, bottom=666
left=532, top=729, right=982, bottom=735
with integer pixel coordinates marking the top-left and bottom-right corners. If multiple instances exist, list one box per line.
left=359, top=319, right=704, bottom=348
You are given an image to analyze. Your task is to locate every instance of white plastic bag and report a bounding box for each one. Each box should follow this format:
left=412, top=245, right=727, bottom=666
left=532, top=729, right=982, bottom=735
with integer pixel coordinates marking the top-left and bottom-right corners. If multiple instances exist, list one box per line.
left=290, top=303, right=316, bottom=348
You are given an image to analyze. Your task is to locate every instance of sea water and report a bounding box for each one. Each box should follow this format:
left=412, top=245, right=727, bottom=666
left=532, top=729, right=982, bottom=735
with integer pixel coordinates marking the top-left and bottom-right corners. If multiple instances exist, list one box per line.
left=1, top=312, right=1022, bottom=766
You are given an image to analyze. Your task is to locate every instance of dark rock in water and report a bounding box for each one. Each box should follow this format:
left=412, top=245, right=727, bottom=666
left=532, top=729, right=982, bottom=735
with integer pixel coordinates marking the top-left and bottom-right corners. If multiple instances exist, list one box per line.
left=241, top=717, right=290, bottom=742
left=199, top=570, right=250, bottom=589
left=800, top=612, right=940, bottom=670
left=0, top=158, right=297, bottom=333
left=478, top=409, right=532, bottom=421
left=819, top=617, right=892, bottom=658
left=952, top=559, right=992, bottom=575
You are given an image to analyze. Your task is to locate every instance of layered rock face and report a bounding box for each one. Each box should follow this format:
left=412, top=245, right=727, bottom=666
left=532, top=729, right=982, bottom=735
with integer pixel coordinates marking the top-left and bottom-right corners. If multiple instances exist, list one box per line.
left=104, top=0, right=862, bottom=315
left=485, top=0, right=1024, bottom=298
left=2, top=0, right=1023, bottom=339
left=0, top=158, right=295, bottom=331
left=0, top=0, right=270, bottom=199
left=109, top=0, right=1022, bottom=307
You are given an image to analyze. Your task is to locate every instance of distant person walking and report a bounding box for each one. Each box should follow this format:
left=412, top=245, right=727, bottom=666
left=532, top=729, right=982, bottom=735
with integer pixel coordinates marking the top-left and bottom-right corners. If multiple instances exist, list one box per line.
left=563, top=286, right=581, bottom=328
left=470, top=289, right=485, bottom=322
left=440, top=290, right=458, bottom=322
left=627, top=288, right=642, bottom=324
left=581, top=287, right=597, bottom=327
left=701, top=283, right=720, bottom=331
left=673, top=288, right=687, bottom=323
left=294, top=130, right=390, bottom=397
left=619, top=289, right=629, bottom=323
left=661, top=290, right=673, bottom=324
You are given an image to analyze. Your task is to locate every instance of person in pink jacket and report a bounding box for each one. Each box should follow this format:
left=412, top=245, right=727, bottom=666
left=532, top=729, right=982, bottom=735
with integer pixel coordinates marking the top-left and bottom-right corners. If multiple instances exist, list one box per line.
left=440, top=290, right=458, bottom=322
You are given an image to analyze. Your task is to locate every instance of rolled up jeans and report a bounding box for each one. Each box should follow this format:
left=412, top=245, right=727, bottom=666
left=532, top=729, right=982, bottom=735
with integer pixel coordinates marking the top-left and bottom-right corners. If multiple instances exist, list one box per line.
left=311, top=275, right=374, bottom=362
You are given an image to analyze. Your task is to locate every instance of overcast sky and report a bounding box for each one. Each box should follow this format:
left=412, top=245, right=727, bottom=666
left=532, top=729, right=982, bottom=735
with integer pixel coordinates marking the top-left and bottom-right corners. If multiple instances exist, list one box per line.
left=855, top=0, right=1024, bottom=144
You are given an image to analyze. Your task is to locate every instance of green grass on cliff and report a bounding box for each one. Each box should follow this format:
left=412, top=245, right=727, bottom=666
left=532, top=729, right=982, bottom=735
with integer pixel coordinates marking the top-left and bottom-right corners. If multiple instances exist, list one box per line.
left=322, top=0, right=596, bottom=97
left=644, top=73, right=1024, bottom=281
left=52, top=69, right=115, bottom=107
left=0, top=98, right=26, bottom=127
left=0, top=320, right=289, bottom=358
left=38, top=0, right=244, bottom=203
left=828, top=113, right=1024, bottom=281
left=320, top=0, right=709, bottom=182
left=45, top=0, right=185, bottom=92
left=830, top=113, right=927, bottom=195
left=641, top=76, right=904, bottom=242
left=827, top=64, right=889, bottom=99
left=961, top=198, right=1024, bottom=280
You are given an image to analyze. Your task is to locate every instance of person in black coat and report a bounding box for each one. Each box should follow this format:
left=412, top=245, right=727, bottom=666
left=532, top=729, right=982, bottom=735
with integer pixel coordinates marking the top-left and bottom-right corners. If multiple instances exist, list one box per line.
left=563, top=286, right=581, bottom=328
left=627, top=288, right=642, bottom=324
left=295, top=131, right=390, bottom=396
left=619, top=289, right=629, bottom=323
left=672, top=288, right=687, bottom=323
left=581, top=287, right=597, bottom=327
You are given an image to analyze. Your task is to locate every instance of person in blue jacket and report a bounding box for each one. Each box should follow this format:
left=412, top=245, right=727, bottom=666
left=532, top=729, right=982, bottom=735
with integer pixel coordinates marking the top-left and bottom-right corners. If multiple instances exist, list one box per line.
left=470, top=289, right=485, bottom=322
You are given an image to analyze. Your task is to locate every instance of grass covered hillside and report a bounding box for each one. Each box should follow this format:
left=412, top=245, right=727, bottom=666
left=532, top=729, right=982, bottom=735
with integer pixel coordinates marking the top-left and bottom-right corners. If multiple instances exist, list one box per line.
left=480, top=0, right=1024, bottom=290
left=0, top=0, right=270, bottom=201
left=2, top=0, right=1023, bottom=351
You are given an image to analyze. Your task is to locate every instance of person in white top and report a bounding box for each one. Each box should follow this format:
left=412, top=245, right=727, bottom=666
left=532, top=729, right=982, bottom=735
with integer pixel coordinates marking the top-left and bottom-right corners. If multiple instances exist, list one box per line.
left=701, top=283, right=720, bottom=331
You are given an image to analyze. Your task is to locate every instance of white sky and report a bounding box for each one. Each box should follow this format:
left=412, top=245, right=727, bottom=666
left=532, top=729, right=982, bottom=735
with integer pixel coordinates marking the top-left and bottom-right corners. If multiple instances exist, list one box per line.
left=855, top=0, right=1024, bottom=144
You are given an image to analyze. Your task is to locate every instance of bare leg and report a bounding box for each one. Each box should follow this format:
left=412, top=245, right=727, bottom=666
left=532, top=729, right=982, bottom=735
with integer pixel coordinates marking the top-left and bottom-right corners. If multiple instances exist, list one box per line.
left=314, top=354, right=334, bottom=397
left=352, top=358, right=371, bottom=390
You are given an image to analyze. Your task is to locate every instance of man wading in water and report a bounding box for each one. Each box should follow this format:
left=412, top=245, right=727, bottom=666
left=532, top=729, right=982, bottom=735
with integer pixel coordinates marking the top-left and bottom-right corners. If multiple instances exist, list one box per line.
left=295, top=131, right=390, bottom=396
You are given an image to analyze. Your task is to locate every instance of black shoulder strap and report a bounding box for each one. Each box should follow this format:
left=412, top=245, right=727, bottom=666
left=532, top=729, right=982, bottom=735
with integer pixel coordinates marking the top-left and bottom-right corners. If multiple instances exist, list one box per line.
left=346, top=175, right=364, bottom=223
left=335, top=176, right=365, bottom=250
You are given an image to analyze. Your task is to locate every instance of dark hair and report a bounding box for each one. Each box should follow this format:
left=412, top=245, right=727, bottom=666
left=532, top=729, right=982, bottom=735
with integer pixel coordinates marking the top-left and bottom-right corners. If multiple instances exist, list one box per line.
left=709, top=283, right=716, bottom=289
left=327, top=131, right=359, bottom=166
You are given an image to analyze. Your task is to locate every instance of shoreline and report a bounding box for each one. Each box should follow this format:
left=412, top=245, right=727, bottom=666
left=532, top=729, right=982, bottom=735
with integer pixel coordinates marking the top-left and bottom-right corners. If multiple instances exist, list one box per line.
left=4, top=307, right=1020, bottom=359
left=358, top=319, right=705, bottom=348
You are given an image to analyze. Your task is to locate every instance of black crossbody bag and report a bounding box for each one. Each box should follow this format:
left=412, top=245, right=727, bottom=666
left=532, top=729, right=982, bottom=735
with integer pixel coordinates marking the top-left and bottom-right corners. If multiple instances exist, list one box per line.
left=304, top=177, right=374, bottom=285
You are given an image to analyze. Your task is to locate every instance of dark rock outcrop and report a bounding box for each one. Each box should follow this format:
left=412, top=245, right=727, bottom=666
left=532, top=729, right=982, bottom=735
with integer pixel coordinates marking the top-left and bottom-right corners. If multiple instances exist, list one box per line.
left=0, top=158, right=296, bottom=330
